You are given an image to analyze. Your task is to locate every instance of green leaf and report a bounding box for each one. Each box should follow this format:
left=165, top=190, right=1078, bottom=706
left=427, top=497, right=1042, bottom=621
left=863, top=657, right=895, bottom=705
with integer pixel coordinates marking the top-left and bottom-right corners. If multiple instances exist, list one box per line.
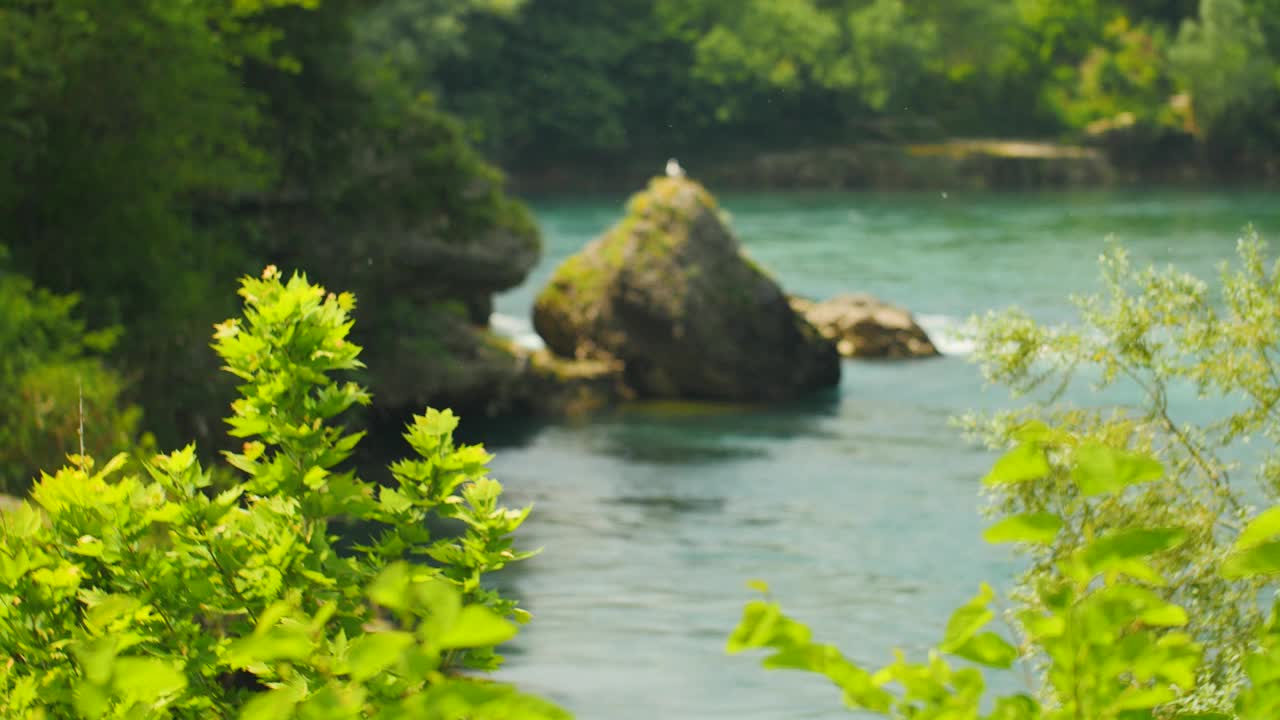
left=759, top=642, right=839, bottom=672
left=368, top=562, right=412, bottom=613
left=346, top=631, right=415, bottom=681
left=4, top=502, right=43, bottom=537
left=949, top=631, right=1019, bottom=668
left=33, top=563, right=82, bottom=589
left=983, top=512, right=1063, bottom=545
left=111, top=657, right=187, bottom=704
left=1071, top=444, right=1164, bottom=497
left=301, top=466, right=328, bottom=490
left=72, top=638, right=118, bottom=686
left=438, top=606, right=518, bottom=650
left=727, top=601, right=785, bottom=654
left=1081, top=528, right=1188, bottom=576
left=1140, top=602, right=1190, bottom=627
left=983, top=443, right=1051, bottom=485
left=1235, top=506, right=1280, bottom=551
left=941, top=583, right=996, bottom=651
left=144, top=502, right=183, bottom=524
left=379, top=486, right=413, bottom=515
left=1113, top=686, right=1177, bottom=711
left=227, top=415, right=271, bottom=438
left=1222, top=540, right=1280, bottom=579
left=988, top=695, right=1040, bottom=719
left=225, top=627, right=313, bottom=668
left=1012, top=420, right=1052, bottom=444
left=239, top=684, right=305, bottom=720
left=69, top=535, right=105, bottom=558
left=73, top=681, right=111, bottom=720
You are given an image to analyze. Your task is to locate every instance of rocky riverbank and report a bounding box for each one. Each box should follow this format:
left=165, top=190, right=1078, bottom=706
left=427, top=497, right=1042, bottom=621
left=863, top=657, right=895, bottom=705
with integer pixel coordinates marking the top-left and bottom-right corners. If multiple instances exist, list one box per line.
left=506, top=139, right=1279, bottom=195
left=333, top=171, right=947, bottom=421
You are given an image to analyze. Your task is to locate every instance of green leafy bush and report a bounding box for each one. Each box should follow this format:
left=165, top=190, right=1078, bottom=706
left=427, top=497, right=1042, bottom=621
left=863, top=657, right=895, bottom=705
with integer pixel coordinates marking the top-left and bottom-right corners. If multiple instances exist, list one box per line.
left=0, top=267, right=565, bottom=719
left=731, top=230, right=1280, bottom=718
left=964, top=229, right=1280, bottom=710
left=730, top=439, right=1280, bottom=719
left=0, top=269, right=140, bottom=495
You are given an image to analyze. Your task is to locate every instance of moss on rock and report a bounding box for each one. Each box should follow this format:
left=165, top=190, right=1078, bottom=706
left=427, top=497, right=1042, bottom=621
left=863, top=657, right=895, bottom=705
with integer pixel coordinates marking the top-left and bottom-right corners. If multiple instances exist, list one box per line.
left=533, top=175, right=839, bottom=403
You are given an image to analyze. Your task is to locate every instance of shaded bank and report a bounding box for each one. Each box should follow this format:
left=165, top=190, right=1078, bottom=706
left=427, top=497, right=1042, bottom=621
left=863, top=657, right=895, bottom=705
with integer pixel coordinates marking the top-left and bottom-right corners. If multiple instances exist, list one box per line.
left=506, top=140, right=1279, bottom=195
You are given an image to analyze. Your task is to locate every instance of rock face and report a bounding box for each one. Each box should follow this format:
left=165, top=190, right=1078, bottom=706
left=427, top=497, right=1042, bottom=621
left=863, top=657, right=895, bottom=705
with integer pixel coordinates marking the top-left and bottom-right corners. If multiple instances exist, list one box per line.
left=517, top=351, right=631, bottom=417
left=791, top=294, right=939, bottom=359
left=369, top=303, right=628, bottom=418
left=533, top=176, right=840, bottom=402
left=246, top=168, right=543, bottom=417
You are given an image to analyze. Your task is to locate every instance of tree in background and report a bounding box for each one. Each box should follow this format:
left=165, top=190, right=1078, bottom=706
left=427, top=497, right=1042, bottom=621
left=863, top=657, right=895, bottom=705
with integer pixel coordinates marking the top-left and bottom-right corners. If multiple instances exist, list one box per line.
left=429, top=0, right=1280, bottom=175
left=0, top=0, right=541, bottom=449
left=0, top=0, right=314, bottom=446
left=1046, top=17, right=1183, bottom=136
left=1169, top=0, right=1280, bottom=158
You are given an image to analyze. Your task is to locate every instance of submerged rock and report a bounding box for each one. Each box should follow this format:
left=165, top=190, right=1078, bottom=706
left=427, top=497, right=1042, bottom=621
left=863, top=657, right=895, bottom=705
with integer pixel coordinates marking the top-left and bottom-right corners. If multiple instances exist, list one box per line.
left=791, top=294, right=939, bottom=359
left=533, top=176, right=839, bottom=402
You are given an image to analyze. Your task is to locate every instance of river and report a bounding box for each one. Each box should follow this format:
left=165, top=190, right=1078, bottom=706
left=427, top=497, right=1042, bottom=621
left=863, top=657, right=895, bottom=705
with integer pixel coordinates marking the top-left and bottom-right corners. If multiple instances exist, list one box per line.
left=479, top=189, right=1280, bottom=719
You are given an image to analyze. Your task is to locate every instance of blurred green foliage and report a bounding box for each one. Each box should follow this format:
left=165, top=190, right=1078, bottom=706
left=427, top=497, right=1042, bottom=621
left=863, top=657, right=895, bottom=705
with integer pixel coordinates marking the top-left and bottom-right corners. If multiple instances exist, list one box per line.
left=0, top=0, right=536, bottom=450
left=0, top=259, right=141, bottom=495
left=731, top=439, right=1280, bottom=719
left=436, top=0, right=1280, bottom=169
left=733, top=231, right=1280, bottom=718
left=3, top=0, right=1280, bottom=488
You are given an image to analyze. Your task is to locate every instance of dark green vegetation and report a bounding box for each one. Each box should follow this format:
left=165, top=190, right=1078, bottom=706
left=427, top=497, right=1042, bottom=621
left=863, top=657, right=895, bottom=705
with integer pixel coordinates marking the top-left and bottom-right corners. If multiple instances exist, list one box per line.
left=0, top=269, right=566, bottom=718
left=3, top=0, right=1278, bottom=485
left=0, top=0, right=538, bottom=485
left=440, top=0, right=1280, bottom=182
left=0, top=269, right=142, bottom=493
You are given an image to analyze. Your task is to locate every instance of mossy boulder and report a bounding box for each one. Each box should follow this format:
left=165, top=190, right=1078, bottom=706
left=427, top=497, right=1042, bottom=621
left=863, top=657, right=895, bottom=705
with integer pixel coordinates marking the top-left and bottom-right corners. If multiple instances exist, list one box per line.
left=533, top=176, right=840, bottom=402
left=791, top=294, right=939, bottom=359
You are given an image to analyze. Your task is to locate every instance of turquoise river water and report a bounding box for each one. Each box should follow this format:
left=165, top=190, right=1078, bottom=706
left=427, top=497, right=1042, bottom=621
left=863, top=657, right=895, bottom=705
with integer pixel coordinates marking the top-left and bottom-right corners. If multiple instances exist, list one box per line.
left=476, top=189, right=1280, bottom=719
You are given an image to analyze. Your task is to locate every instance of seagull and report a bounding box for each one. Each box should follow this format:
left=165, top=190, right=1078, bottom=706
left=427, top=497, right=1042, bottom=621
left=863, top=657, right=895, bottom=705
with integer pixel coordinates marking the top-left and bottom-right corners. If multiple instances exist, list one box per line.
left=665, top=158, right=685, bottom=178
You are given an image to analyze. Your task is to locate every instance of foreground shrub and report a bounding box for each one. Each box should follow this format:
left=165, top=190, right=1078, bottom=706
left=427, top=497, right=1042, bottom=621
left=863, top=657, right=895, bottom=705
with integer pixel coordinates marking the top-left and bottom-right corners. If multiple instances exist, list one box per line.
left=731, top=229, right=1280, bottom=718
left=0, top=267, right=565, bottom=718
left=963, top=229, right=1280, bottom=711
left=730, top=440, right=1280, bottom=719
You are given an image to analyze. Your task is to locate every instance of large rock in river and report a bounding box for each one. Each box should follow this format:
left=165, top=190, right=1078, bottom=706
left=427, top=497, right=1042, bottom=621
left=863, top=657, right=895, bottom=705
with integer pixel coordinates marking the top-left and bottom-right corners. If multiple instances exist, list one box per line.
left=533, top=176, right=839, bottom=401
left=791, top=294, right=939, bottom=359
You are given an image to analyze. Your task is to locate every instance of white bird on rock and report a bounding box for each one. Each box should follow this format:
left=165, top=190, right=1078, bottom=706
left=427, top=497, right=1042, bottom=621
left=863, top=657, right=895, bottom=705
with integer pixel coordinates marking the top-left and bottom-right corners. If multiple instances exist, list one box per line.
left=665, top=158, right=685, bottom=178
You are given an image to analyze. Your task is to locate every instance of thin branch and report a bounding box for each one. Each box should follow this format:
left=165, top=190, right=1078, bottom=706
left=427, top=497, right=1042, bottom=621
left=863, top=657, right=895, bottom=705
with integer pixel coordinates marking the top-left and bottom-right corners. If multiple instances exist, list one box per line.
left=77, top=377, right=85, bottom=460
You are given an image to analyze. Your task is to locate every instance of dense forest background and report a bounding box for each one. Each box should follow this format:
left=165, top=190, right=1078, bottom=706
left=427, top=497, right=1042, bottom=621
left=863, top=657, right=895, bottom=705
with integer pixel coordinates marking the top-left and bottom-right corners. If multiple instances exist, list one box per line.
left=1, top=0, right=1279, bottom=487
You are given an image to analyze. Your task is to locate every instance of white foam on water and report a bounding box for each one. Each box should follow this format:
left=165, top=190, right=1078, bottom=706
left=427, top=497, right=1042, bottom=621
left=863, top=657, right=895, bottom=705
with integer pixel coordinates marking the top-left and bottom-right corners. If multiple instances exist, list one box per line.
left=916, top=313, right=974, bottom=356
left=489, top=312, right=545, bottom=350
